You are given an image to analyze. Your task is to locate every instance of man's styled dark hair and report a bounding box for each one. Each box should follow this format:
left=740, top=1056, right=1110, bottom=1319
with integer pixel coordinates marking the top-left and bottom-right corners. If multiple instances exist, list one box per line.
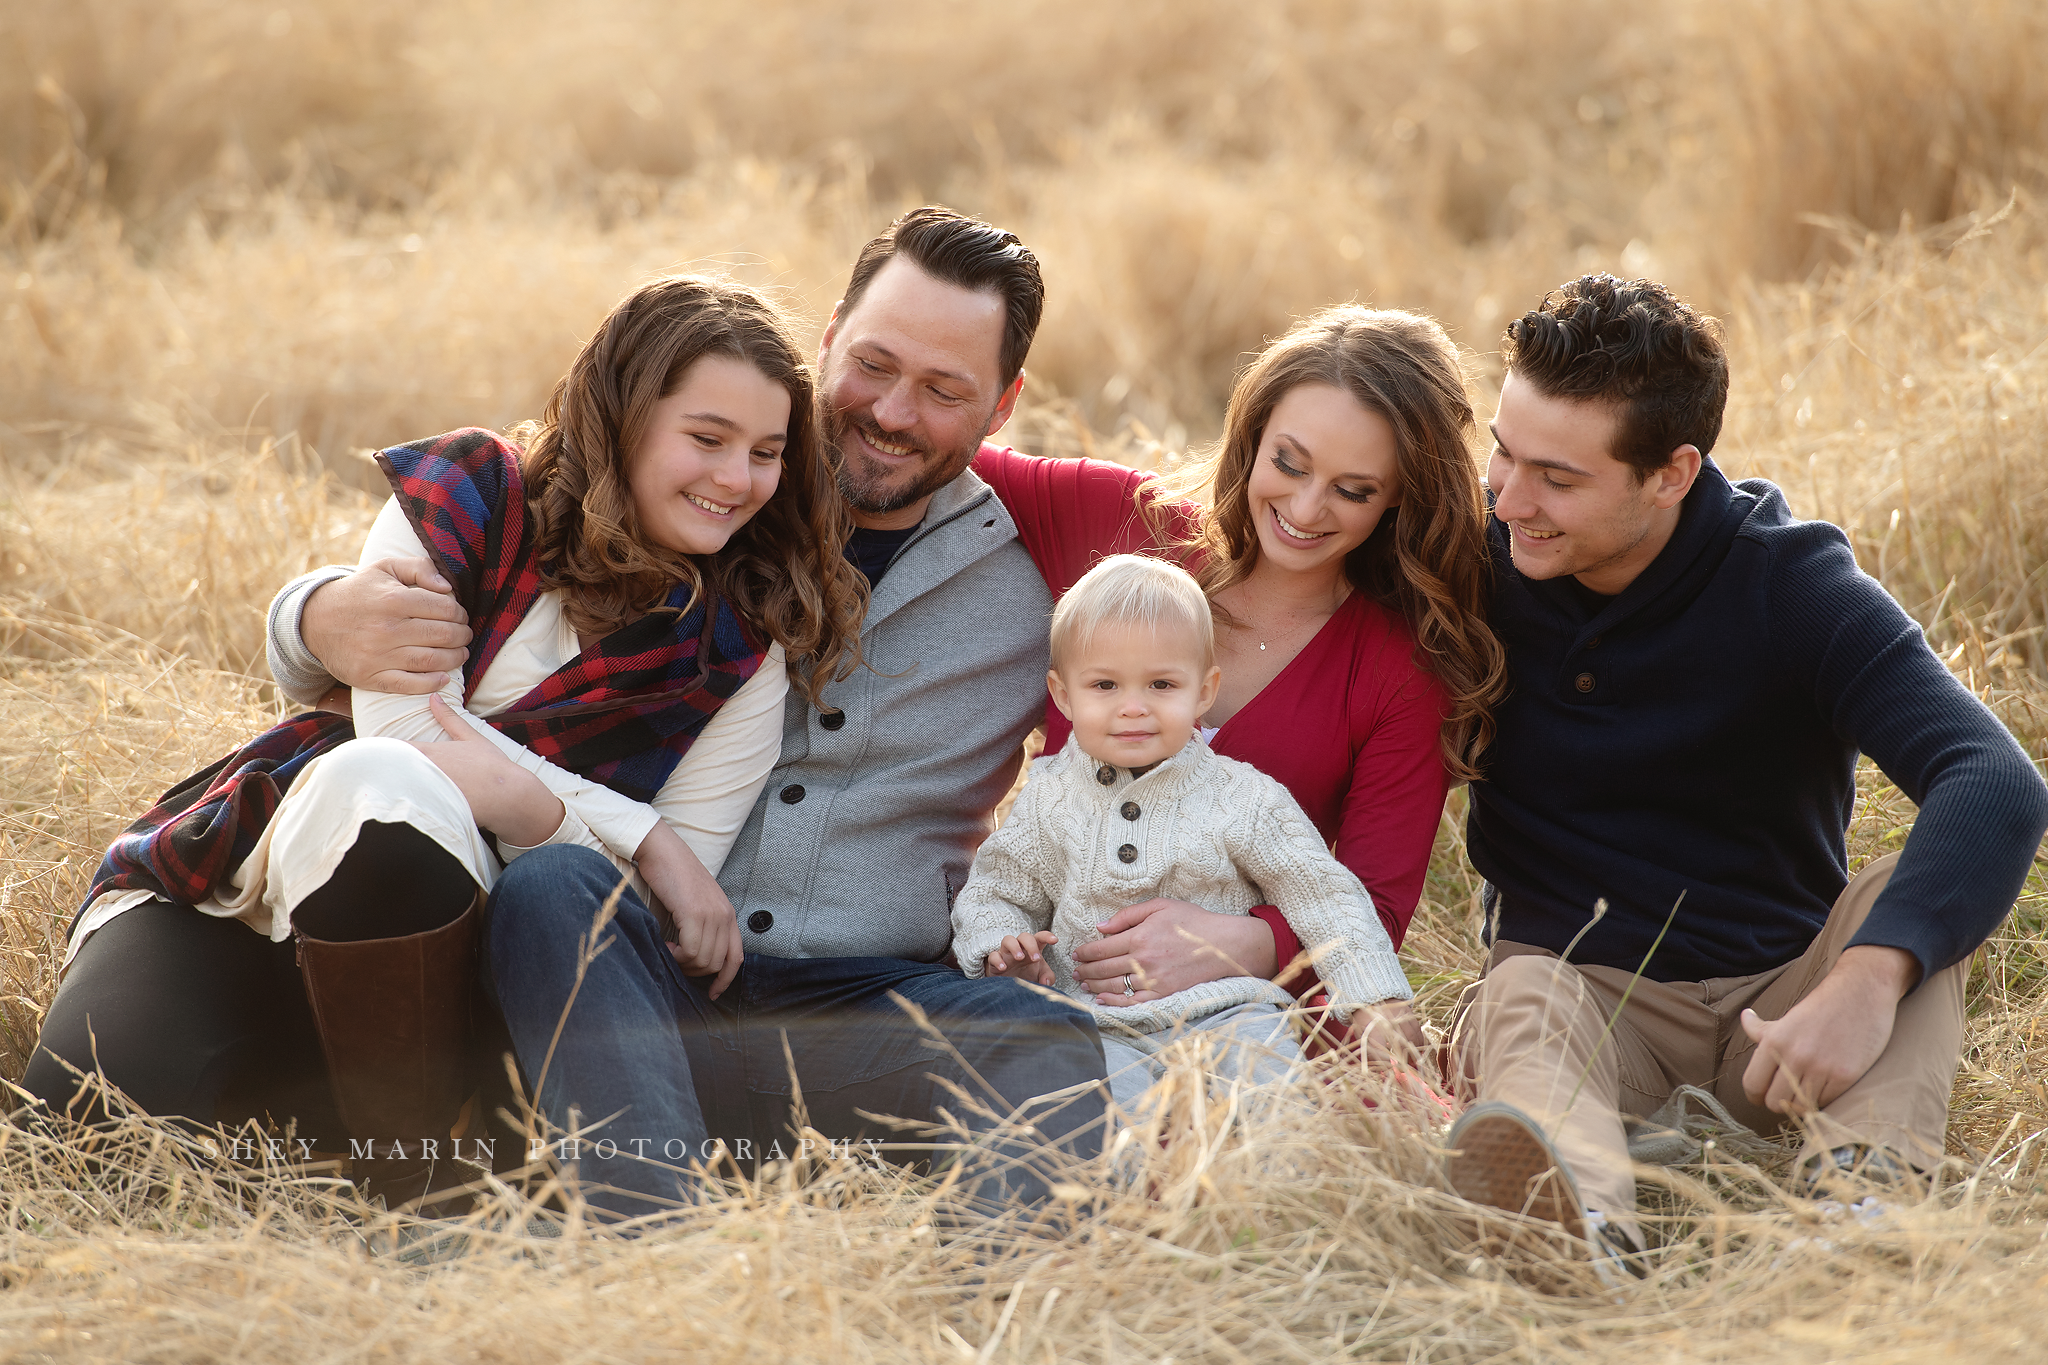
left=1501, top=274, right=1730, bottom=480
left=840, top=206, right=1044, bottom=390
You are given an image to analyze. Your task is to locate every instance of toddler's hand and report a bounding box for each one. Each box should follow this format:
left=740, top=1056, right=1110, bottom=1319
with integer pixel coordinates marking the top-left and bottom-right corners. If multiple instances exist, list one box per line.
left=1340, top=999, right=1453, bottom=1121
left=1344, top=999, right=1428, bottom=1073
left=984, top=931, right=1058, bottom=987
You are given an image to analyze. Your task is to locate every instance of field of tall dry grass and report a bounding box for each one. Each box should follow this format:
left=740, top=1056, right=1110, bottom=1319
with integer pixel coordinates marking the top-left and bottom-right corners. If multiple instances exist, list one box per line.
left=3, top=0, right=2047, bottom=1359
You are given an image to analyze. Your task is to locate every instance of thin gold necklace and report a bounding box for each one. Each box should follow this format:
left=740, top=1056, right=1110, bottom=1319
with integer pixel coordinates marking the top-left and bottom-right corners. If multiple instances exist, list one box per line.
left=1242, top=582, right=1348, bottom=653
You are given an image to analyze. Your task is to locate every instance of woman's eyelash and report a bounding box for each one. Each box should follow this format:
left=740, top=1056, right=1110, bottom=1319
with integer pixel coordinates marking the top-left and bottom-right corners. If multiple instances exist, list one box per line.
left=1272, top=452, right=1378, bottom=503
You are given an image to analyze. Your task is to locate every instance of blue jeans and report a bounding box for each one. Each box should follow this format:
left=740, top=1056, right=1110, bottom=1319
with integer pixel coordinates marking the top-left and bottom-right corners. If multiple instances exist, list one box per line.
left=485, top=846, right=1106, bottom=1221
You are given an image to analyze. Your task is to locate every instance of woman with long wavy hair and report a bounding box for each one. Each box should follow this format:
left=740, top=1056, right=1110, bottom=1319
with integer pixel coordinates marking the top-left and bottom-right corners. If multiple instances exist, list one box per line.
left=27, top=275, right=867, bottom=1204
left=975, top=305, right=1503, bottom=1037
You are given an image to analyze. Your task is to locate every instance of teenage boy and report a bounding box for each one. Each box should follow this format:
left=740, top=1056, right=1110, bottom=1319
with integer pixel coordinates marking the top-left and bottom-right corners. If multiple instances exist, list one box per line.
left=1446, top=274, right=2048, bottom=1265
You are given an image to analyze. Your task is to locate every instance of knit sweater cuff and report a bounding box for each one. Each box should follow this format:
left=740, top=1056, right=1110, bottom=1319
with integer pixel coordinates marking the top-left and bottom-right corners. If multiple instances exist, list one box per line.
left=266, top=565, right=351, bottom=704
left=1316, top=945, right=1415, bottom=1017
left=951, top=896, right=1040, bottom=980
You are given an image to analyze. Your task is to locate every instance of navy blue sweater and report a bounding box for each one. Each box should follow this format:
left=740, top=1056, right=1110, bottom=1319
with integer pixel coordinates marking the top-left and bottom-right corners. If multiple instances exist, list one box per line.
left=1468, top=459, right=2048, bottom=985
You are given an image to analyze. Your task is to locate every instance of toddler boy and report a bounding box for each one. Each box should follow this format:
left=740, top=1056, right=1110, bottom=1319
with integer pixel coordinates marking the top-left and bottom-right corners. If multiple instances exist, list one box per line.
left=952, top=555, right=1415, bottom=1108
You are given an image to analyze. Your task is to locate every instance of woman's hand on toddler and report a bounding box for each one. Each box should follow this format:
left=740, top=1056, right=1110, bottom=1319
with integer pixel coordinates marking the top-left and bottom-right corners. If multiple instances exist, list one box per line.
left=984, top=932, right=1059, bottom=987
left=1072, top=898, right=1279, bottom=1005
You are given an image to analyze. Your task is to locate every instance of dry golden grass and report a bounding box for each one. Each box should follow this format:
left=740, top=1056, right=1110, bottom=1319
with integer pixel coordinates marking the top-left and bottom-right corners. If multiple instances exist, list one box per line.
left=3, top=0, right=2047, bottom=1358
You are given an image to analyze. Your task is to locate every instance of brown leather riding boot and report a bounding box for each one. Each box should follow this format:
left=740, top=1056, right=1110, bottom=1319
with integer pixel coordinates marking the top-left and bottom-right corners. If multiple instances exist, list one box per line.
left=295, top=889, right=484, bottom=1209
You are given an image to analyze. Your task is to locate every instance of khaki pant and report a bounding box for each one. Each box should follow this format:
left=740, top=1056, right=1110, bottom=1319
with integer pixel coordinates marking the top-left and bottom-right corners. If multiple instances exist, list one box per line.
left=1451, top=854, right=1968, bottom=1227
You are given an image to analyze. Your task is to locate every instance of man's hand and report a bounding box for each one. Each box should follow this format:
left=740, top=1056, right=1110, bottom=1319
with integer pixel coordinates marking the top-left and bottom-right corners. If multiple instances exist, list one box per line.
left=1072, top=899, right=1279, bottom=1006
left=411, top=696, right=565, bottom=846
left=634, top=820, right=743, bottom=1000
left=1741, top=944, right=1921, bottom=1115
left=985, top=931, right=1058, bottom=986
left=306, top=557, right=472, bottom=694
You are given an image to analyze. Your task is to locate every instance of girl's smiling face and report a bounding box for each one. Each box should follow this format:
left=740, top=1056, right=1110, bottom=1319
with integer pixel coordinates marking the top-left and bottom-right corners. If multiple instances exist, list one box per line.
left=627, top=353, right=790, bottom=557
left=1245, top=381, right=1403, bottom=573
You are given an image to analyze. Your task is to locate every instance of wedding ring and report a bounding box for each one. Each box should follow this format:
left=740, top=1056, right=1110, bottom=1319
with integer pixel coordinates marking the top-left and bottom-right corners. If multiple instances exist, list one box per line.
left=1123, top=974, right=1135, bottom=997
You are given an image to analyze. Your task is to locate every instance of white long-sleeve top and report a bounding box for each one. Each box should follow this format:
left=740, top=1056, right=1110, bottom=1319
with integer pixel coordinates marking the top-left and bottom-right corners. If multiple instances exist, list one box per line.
left=345, top=498, right=787, bottom=873
left=68, top=497, right=786, bottom=960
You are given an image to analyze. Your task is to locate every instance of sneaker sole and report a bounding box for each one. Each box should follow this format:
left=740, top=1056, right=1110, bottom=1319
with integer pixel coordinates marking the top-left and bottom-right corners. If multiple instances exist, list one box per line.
left=1445, top=1108, right=1588, bottom=1243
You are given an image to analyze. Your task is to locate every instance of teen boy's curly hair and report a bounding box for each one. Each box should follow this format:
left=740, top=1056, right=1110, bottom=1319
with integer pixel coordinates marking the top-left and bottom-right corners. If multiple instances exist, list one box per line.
left=1503, top=273, right=1730, bottom=479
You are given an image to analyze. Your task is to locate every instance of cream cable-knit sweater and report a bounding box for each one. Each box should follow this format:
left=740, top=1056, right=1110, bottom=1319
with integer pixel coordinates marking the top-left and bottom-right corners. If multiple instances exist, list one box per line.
left=953, top=735, right=1413, bottom=1036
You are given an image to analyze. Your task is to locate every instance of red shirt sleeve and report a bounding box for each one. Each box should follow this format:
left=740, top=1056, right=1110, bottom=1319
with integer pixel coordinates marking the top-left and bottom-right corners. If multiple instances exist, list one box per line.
left=971, top=442, right=1189, bottom=594
left=1249, top=905, right=1315, bottom=996
left=1336, top=644, right=1453, bottom=949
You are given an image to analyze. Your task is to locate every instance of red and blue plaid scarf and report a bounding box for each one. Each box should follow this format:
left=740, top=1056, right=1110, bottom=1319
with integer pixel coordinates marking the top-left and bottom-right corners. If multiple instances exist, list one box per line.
left=83, top=428, right=767, bottom=923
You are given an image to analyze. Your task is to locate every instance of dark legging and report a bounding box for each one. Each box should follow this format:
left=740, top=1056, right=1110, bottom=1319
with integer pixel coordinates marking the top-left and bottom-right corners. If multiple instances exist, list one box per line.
left=22, top=821, right=477, bottom=1132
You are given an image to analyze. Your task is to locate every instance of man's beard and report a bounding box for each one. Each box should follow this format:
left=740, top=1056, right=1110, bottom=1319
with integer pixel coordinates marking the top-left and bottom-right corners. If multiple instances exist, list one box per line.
left=825, top=408, right=978, bottom=516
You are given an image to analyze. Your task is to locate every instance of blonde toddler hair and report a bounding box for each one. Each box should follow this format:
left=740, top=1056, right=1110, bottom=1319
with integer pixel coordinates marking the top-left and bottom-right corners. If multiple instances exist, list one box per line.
left=1048, top=554, right=1214, bottom=671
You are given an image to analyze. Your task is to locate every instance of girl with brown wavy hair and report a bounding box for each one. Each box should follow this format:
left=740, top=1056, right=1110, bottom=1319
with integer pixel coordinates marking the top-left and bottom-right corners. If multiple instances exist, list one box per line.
left=518, top=276, right=864, bottom=695
left=973, top=305, right=1502, bottom=1035
left=33, top=275, right=865, bottom=1205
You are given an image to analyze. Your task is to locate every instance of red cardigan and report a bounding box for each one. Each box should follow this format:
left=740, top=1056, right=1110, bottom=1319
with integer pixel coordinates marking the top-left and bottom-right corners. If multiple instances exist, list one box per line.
left=972, top=443, right=1452, bottom=953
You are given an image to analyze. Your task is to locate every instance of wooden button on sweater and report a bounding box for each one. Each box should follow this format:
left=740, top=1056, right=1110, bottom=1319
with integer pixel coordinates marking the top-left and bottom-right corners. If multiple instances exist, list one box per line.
left=1116, top=843, right=1138, bottom=863
left=1120, top=801, right=1140, bottom=821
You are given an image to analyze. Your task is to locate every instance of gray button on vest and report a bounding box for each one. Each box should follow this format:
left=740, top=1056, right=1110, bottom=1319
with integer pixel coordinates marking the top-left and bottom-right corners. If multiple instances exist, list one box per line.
left=747, top=910, right=773, bottom=933
left=1096, top=765, right=1117, bottom=785
left=1116, top=843, right=1138, bottom=864
left=818, top=710, right=845, bottom=731
left=781, top=785, right=806, bottom=803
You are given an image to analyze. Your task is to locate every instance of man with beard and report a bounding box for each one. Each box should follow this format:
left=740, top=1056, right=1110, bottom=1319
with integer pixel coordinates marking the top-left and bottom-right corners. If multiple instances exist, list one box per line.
left=263, top=209, right=1106, bottom=1220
